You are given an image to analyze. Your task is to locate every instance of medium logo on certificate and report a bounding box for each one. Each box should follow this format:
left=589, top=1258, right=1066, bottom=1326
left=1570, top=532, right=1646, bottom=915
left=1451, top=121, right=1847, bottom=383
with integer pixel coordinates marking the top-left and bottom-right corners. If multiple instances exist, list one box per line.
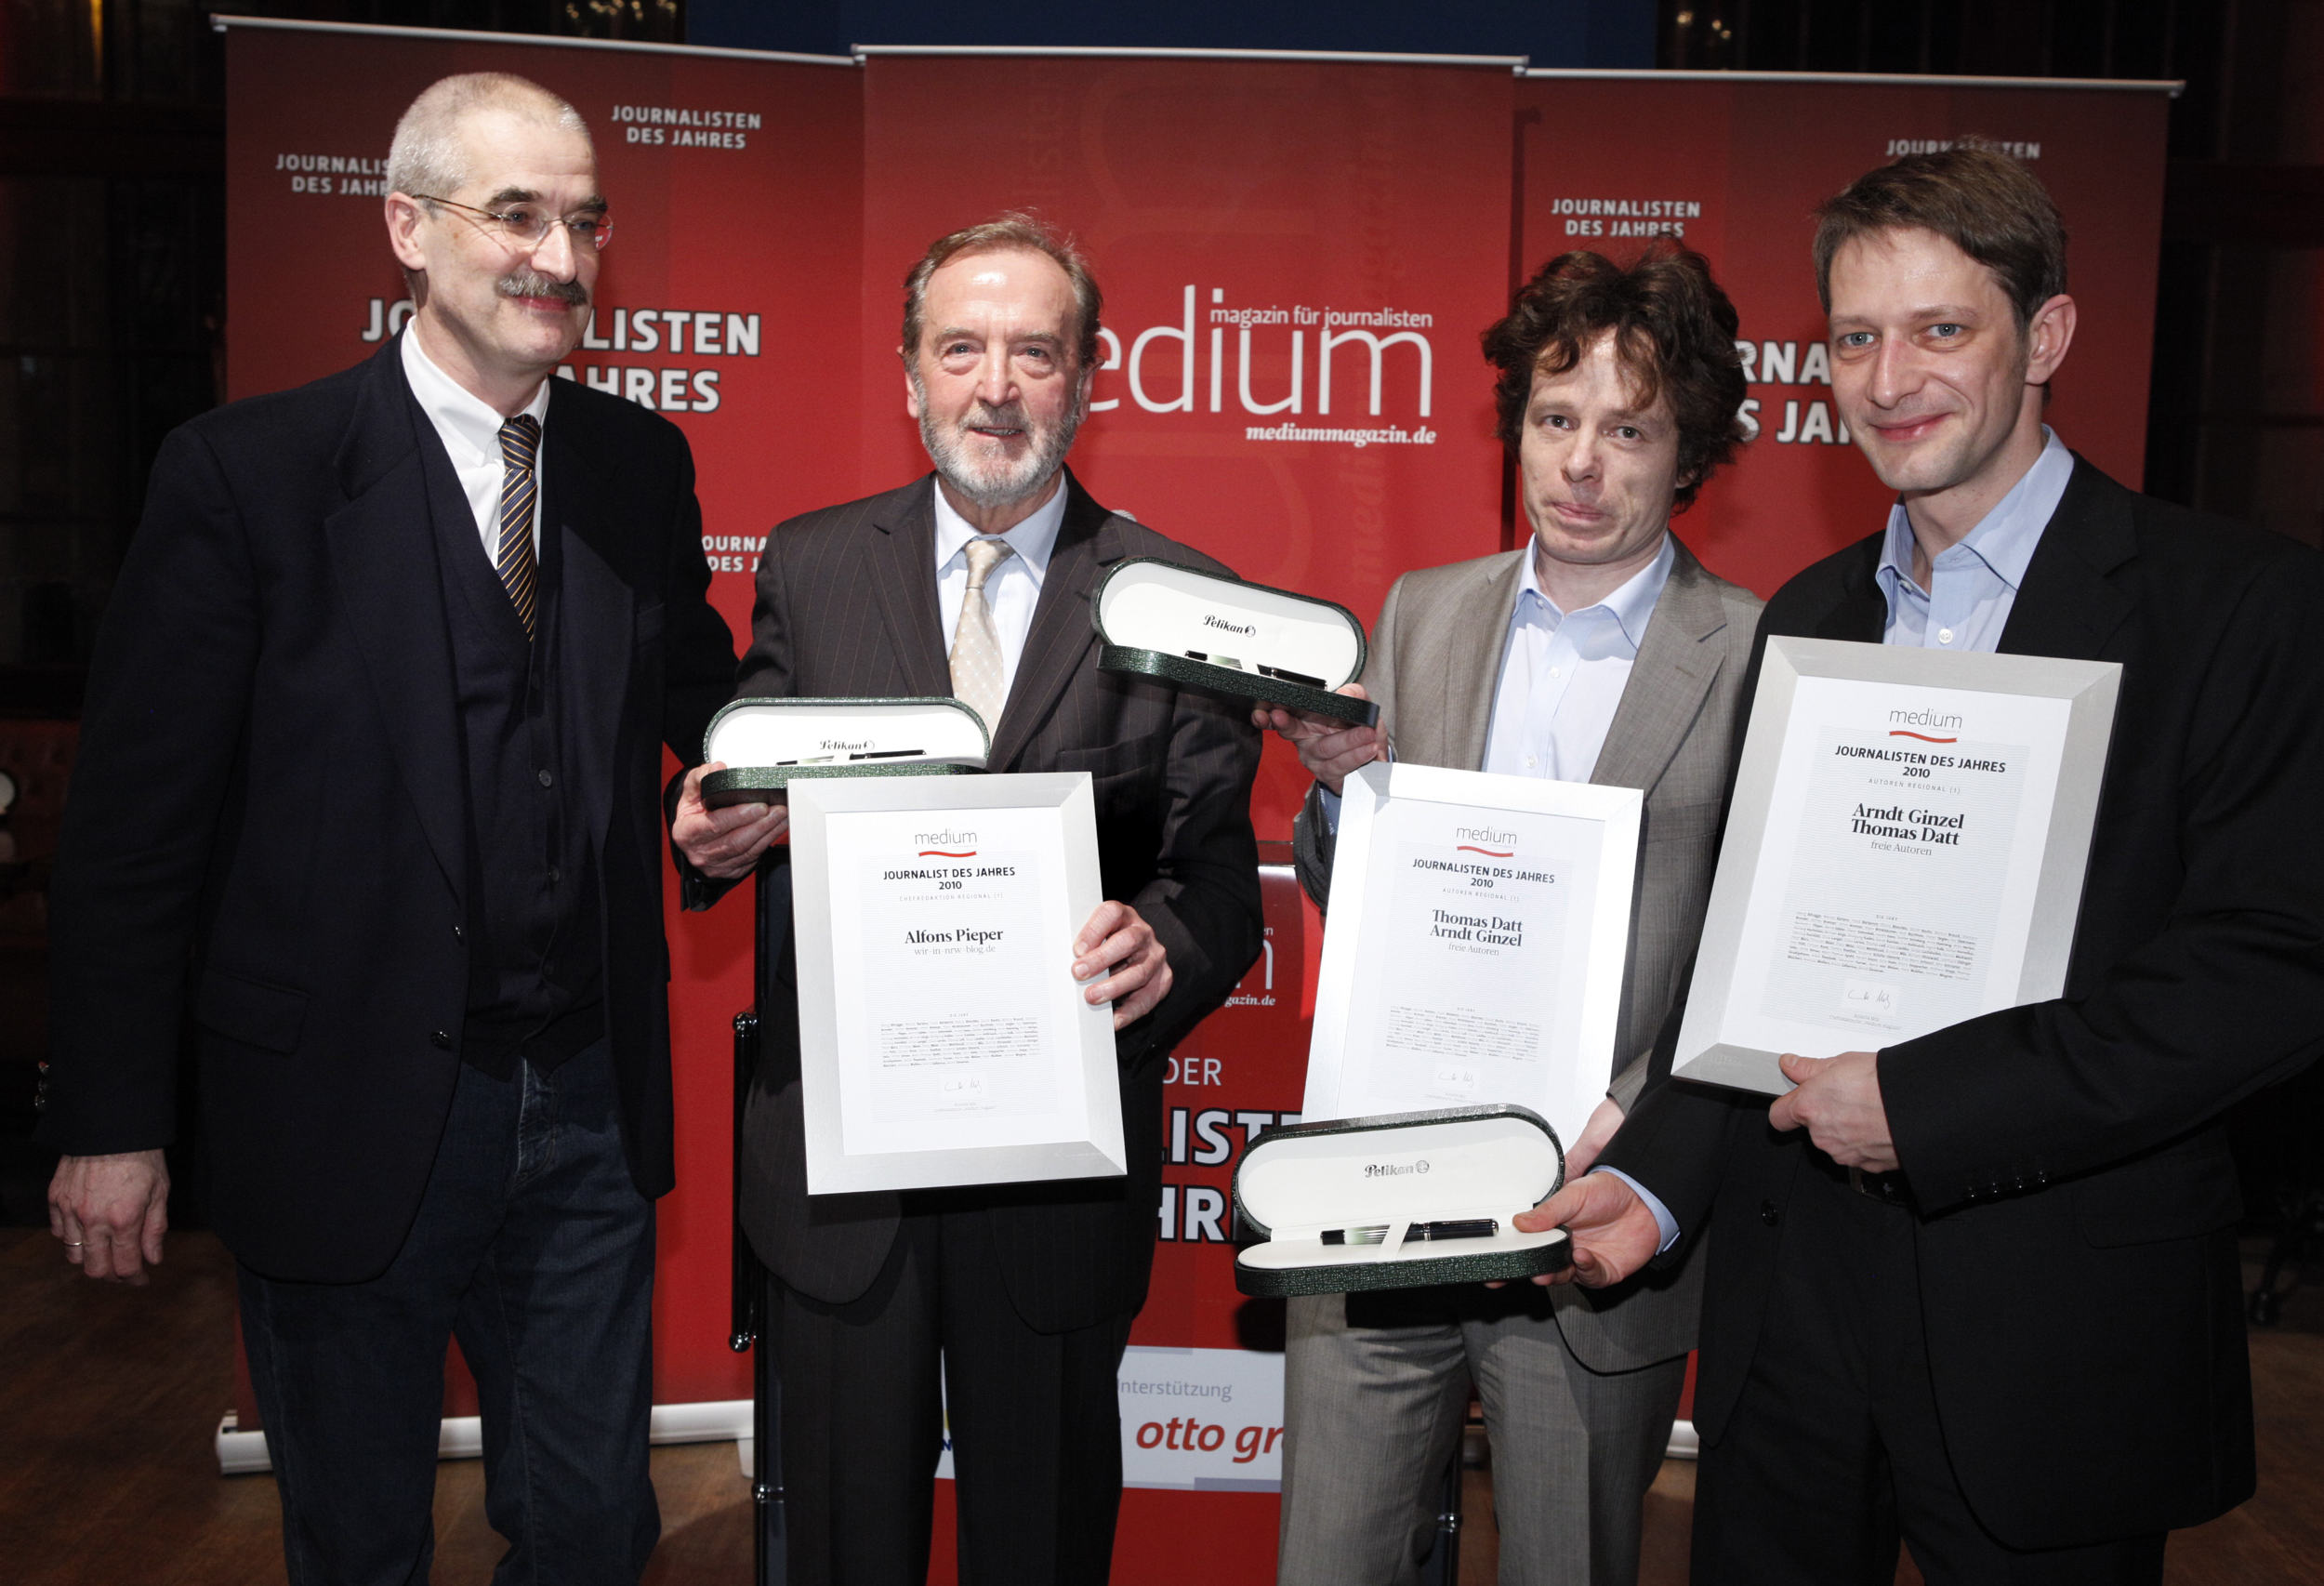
left=827, top=805, right=1094, bottom=1156
left=1674, top=639, right=2119, bottom=1094
left=1304, top=762, right=1640, bottom=1148
left=1346, top=812, right=1599, bottom=1108
left=1738, top=680, right=2064, bottom=1052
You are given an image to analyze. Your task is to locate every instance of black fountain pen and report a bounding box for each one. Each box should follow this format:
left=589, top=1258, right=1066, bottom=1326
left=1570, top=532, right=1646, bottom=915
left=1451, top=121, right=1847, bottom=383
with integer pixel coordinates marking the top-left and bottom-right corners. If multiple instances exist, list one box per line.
left=1321, top=1218, right=1499, bottom=1246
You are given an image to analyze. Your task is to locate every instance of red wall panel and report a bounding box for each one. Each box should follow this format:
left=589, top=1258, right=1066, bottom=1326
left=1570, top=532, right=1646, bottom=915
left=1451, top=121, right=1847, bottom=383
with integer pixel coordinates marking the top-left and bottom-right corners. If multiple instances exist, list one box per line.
left=1515, top=74, right=2169, bottom=598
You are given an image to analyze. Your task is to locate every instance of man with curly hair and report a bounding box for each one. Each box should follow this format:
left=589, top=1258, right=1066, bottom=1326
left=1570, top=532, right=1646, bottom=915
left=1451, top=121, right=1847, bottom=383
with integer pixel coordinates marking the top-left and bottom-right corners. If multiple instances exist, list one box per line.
left=1260, top=241, right=1761, bottom=1586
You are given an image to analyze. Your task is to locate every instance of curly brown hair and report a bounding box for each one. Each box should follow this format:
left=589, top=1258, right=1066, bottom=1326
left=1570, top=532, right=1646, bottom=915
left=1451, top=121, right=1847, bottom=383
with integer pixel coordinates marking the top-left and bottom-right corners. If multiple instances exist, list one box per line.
left=1482, top=242, right=1748, bottom=509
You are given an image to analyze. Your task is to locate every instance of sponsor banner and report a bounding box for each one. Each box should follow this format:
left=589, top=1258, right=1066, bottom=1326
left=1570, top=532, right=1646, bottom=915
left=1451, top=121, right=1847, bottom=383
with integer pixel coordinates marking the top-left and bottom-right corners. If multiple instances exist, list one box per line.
left=1516, top=76, right=2169, bottom=598
left=1119, top=1345, right=1289, bottom=1489
left=936, top=1345, right=1287, bottom=1489
left=223, top=23, right=863, bottom=1412
left=860, top=54, right=1517, bottom=837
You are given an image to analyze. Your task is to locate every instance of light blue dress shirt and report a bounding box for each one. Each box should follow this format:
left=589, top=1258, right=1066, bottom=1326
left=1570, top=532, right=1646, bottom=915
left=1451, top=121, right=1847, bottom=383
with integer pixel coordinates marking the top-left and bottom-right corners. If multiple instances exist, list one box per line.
left=1484, top=535, right=1675, bottom=784
left=1873, top=427, right=2072, bottom=652
left=1320, top=534, right=1673, bottom=828
left=1606, top=433, right=2076, bottom=1254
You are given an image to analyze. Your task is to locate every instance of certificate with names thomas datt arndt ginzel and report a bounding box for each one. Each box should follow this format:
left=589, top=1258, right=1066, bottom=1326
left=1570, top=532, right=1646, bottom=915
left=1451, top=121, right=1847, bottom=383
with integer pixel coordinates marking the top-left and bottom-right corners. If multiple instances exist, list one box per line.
left=1672, top=636, right=2121, bottom=1096
left=1302, top=761, right=1642, bottom=1155
left=787, top=772, right=1126, bottom=1195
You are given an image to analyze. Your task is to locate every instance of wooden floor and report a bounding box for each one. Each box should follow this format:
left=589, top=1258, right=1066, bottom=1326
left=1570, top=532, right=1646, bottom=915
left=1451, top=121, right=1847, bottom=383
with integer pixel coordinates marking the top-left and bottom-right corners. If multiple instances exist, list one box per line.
left=6, top=1226, right=2321, bottom=1585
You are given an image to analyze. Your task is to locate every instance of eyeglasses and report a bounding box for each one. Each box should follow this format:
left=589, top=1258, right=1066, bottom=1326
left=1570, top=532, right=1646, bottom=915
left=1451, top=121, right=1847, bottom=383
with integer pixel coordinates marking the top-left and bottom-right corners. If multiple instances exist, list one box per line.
left=410, top=194, right=614, bottom=253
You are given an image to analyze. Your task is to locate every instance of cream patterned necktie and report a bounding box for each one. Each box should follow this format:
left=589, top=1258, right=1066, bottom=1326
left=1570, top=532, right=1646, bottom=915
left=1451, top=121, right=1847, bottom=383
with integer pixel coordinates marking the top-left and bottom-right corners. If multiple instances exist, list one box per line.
left=949, top=537, right=1015, bottom=734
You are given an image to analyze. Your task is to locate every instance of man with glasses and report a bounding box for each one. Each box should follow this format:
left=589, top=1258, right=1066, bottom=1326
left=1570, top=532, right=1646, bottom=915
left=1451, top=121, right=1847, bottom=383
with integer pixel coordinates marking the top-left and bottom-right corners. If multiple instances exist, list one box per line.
left=41, top=73, right=758, bottom=1585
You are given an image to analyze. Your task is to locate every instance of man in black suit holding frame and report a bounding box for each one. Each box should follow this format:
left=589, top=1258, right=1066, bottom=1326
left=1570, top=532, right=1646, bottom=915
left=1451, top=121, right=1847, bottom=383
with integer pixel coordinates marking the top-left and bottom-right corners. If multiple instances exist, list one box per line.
left=41, top=73, right=771, bottom=1585
left=715, top=215, right=1263, bottom=1586
left=1525, top=147, right=2324, bottom=1581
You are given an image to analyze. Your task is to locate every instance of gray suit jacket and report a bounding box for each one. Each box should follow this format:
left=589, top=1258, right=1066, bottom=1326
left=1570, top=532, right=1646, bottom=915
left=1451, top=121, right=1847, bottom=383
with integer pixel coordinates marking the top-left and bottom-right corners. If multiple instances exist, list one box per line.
left=1291, top=535, right=1760, bottom=1371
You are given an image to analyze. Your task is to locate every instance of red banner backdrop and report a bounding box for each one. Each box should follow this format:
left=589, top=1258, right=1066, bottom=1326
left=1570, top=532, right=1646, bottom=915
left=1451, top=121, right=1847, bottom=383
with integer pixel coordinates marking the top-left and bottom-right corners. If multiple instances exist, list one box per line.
left=860, top=49, right=1521, bottom=837
left=215, top=24, right=2173, bottom=1581
left=1515, top=72, right=2170, bottom=597
left=222, top=20, right=865, bottom=1414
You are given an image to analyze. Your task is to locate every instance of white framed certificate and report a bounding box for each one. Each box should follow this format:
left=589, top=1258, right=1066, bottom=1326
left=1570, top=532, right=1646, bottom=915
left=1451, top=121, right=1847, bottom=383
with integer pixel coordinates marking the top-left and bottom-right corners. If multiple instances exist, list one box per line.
left=1673, top=636, right=2120, bottom=1095
left=1302, top=761, right=1643, bottom=1152
left=788, top=773, right=1126, bottom=1194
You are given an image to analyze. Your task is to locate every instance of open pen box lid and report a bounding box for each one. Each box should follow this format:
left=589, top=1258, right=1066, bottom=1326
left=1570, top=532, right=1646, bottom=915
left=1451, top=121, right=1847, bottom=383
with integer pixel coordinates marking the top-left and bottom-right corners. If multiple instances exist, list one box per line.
left=1232, top=1104, right=1570, bottom=1297
left=699, top=697, right=989, bottom=808
left=1092, top=558, right=1379, bottom=727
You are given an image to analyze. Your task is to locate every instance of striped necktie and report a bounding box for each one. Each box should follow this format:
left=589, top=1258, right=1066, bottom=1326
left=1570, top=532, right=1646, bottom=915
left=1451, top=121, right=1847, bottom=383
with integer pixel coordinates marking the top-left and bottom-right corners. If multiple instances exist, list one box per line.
left=496, top=414, right=541, bottom=639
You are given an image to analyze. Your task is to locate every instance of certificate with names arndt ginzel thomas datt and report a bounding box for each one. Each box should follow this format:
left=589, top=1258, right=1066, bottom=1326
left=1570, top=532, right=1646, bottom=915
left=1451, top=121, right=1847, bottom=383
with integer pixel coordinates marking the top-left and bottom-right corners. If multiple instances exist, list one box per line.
left=1302, top=761, right=1642, bottom=1154
left=787, top=773, right=1125, bottom=1195
left=1672, top=637, right=2120, bottom=1096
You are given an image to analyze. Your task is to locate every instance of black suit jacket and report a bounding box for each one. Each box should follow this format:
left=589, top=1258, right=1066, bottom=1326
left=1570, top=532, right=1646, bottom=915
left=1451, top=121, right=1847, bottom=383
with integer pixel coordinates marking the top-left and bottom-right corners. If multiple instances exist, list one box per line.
left=732, top=471, right=1263, bottom=1332
left=1604, top=458, right=2324, bottom=1548
left=41, top=337, right=737, bottom=1283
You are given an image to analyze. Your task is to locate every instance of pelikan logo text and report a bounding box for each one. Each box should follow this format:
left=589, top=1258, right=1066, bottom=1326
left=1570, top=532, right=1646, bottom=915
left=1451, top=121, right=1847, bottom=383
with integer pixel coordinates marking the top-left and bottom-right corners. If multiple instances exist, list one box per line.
left=1364, top=1159, right=1430, bottom=1178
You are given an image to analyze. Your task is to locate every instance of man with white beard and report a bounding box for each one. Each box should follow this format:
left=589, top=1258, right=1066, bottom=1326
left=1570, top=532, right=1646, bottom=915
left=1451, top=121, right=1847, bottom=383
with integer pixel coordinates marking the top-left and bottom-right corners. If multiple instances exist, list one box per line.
left=694, top=213, right=1263, bottom=1586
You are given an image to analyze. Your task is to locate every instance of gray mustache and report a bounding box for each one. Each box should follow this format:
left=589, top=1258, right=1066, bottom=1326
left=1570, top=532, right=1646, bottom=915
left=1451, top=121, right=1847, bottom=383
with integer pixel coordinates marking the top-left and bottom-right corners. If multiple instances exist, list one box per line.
left=496, top=271, right=588, bottom=306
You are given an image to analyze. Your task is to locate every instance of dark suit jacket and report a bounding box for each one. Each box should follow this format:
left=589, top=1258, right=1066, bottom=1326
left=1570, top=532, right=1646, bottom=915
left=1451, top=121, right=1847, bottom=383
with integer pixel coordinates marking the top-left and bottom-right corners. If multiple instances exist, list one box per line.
left=733, top=471, right=1263, bottom=1332
left=1602, top=458, right=2324, bottom=1547
left=40, top=337, right=738, bottom=1283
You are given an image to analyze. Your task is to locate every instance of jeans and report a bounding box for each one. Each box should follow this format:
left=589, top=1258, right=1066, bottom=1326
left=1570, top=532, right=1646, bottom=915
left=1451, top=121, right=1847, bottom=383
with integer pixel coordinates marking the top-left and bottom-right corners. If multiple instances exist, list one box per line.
left=239, top=1038, right=659, bottom=1586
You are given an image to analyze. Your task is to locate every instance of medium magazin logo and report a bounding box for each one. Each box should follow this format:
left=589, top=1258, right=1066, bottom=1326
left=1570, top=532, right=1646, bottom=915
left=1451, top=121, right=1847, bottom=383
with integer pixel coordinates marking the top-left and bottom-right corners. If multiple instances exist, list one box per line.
left=1887, top=705, right=1963, bottom=744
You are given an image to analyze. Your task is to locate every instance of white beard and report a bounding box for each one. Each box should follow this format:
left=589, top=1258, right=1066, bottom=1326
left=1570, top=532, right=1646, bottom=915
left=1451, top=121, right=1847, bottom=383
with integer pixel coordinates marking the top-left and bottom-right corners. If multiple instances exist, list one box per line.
left=912, top=372, right=1083, bottom=510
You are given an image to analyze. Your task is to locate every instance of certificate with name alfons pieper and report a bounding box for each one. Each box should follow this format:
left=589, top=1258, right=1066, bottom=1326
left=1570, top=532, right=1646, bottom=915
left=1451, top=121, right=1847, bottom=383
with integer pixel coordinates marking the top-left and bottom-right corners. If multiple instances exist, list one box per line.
left=788, top=772, right=1125, bottom=1194
left=1673, top=637, right=2120, bottom=1096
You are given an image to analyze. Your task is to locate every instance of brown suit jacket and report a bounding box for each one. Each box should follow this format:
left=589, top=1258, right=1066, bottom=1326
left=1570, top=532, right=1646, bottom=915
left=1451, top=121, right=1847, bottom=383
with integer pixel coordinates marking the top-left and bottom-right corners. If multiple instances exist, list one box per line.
left=733, top=469, right=1263, bottom=1331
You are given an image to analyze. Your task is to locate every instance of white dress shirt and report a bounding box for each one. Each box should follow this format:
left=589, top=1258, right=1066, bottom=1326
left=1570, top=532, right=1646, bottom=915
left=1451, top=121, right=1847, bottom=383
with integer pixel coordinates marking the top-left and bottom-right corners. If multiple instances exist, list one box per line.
left=1321, top=532, right=1673, bottom=831
left=400, top=329, right=550, bottom=558
left=1485, top=534, right=1675, bottom=783
left=932, top=478, right=1069, bottom=702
